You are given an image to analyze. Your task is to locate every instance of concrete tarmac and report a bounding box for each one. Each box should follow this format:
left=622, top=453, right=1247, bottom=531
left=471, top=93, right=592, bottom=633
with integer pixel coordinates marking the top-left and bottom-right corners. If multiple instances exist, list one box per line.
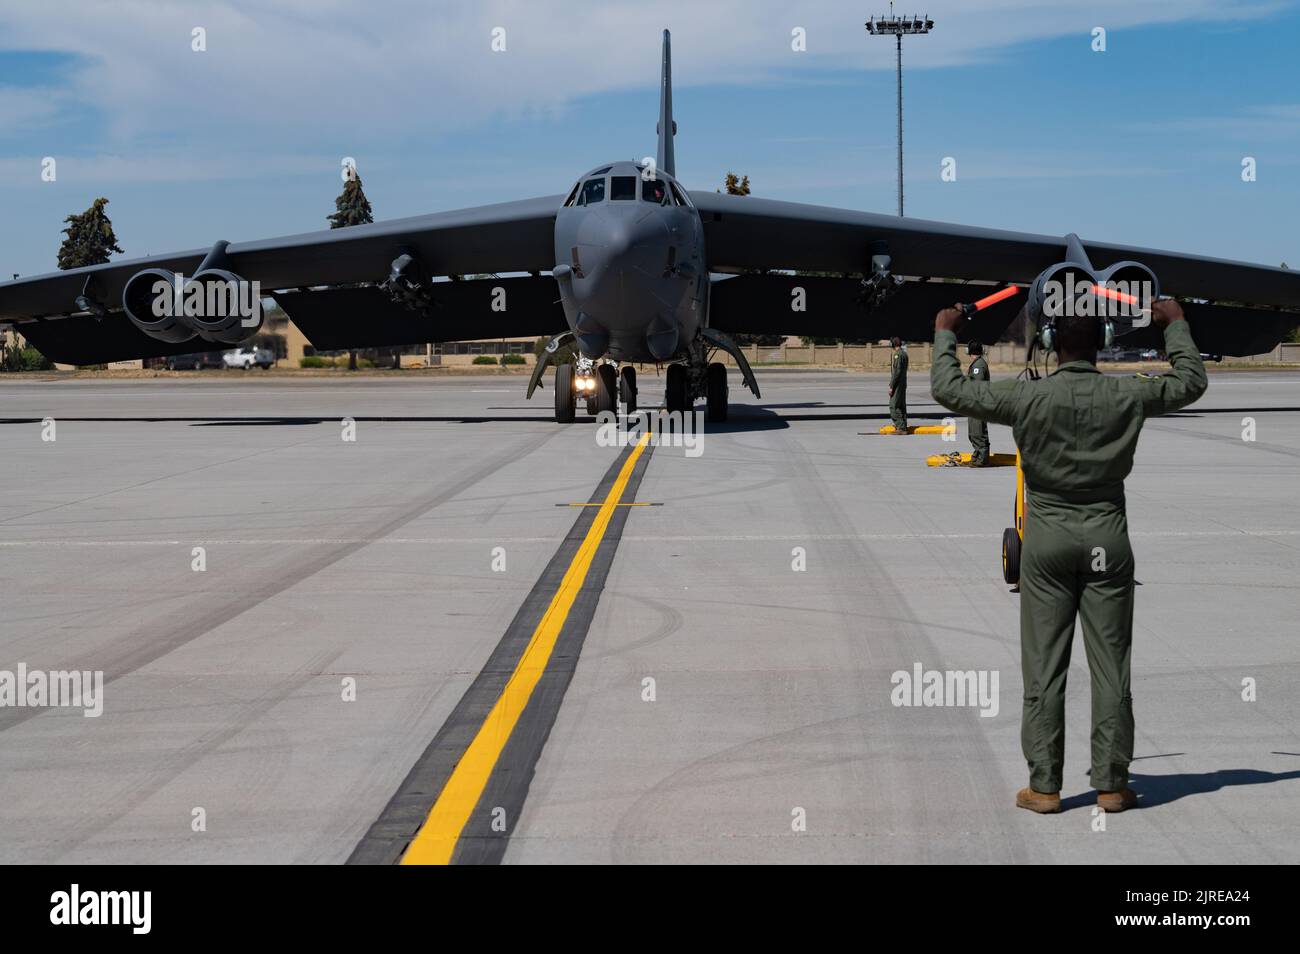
left=0, top=369, right=1296, bottom=863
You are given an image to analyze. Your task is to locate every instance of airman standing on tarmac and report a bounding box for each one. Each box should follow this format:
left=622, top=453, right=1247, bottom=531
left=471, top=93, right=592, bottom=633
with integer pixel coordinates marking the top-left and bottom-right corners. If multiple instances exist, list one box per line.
left=966, top=340, right=991, bottom=466
left=930, top=298, right=1206, bottom=814
left=888, top=336, right=908, bottom=433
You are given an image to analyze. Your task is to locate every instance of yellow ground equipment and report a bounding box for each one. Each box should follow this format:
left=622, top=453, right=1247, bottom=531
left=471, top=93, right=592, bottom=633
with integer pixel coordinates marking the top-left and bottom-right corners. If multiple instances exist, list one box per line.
left=879, top=424, right=952, bottom=435
left=924, top=452, right=1017, bottom=468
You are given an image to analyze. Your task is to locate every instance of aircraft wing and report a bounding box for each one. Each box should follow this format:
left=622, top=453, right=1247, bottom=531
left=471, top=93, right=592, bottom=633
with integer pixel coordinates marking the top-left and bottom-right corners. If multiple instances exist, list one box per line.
left=0, top=195, right=564, bottom=364
left=692, top=191, right=1300, bottom=355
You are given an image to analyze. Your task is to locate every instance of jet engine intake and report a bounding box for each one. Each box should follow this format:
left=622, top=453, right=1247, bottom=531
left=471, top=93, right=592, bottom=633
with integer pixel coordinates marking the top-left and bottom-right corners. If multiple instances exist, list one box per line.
left=185, top=269, right=263, bottom=343
left=122, top=268, right=195, bottom=344
left=1027, top=260, right=1159, bottom=333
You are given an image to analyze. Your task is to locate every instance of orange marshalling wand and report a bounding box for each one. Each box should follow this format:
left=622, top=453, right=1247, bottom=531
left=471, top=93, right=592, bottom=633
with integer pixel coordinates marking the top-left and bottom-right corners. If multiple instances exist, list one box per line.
left=1090, top=283, right=1147, bottom=310
left=961, top=285, right=1020, bottom=317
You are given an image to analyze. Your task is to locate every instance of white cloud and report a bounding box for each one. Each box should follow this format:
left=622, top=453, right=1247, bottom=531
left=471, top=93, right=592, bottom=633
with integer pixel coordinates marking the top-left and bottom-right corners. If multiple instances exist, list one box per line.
left=0, top=0, right=1285, bottom=146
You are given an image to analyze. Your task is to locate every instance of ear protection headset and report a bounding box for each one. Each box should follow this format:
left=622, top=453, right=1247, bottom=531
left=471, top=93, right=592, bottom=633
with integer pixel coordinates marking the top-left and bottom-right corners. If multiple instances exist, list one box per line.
left=1038, top=315, right=1115, bottom=353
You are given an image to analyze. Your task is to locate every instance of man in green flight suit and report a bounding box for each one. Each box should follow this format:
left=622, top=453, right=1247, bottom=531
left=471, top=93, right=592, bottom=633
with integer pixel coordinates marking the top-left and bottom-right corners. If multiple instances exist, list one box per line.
left=965, top=340, right=991, bottom=466
left=930, top=298, right=1206, bottom=814
left=888, top=336, right=908, bottom=433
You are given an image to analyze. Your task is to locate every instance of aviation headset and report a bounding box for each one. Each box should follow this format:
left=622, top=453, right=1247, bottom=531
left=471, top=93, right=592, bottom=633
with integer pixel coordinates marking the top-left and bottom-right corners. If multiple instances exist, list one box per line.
left=1038, top=314, right=1115, bottom=354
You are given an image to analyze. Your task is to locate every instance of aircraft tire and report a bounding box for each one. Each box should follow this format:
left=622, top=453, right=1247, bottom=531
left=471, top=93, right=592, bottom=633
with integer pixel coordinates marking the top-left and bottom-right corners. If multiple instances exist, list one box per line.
left=665, top=363, right=689, bottom=414
left=554, top=363, right=576, bottom=423
left=705, top=362, right=728, bottom=423
left=595, top=364, right=618, bottom=416
left=1001, top=527, right=1021, bottom=585
left=620, top=366, right=637, bottom=414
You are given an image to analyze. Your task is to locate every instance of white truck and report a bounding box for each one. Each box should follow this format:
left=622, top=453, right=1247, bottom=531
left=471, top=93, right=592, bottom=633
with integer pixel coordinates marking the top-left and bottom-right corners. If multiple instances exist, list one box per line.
left=222, top=346, right=275, bottom=370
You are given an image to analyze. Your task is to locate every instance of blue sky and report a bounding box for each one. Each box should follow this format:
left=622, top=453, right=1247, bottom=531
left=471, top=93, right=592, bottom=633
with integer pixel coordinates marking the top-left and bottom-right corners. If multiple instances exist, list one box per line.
left=1, top=0, right=1296, bottom=278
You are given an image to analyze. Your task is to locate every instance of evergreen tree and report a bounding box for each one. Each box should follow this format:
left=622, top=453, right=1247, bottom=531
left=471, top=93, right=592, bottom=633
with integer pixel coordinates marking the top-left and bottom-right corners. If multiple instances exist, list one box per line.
left=57, top=197, right=124, bottom=270
left=328, top=171, right=375, bottom=368
left=721, top=172, right=751, bottom=196
left=328, top=173, right=374, bottom=229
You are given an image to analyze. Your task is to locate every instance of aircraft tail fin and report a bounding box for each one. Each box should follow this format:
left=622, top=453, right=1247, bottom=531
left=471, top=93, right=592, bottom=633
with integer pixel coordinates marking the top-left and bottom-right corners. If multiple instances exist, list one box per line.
left=656, top=29, right=676, bottom=178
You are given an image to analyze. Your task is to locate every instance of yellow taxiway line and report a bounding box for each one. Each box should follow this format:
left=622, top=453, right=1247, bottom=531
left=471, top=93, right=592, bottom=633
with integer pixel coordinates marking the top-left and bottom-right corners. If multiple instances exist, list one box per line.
left=399, top=434, right=651, bottom=865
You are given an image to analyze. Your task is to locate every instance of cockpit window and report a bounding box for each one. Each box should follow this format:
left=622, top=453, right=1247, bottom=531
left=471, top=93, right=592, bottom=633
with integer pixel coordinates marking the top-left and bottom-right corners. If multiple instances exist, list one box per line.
left=578, top=178, right=606, bottom=206
left=610, top=176, right=637, bottom=200
left=641, top=178, right=668, bottom=204
left=668, top=182, right=691, bottom=208
left=562, top=181, right=581, bottom=208
left=590, top=166, right=612, bottom=175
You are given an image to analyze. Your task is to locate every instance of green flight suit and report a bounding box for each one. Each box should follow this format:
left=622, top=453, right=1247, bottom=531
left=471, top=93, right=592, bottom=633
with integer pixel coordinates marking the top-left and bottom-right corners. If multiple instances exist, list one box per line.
left=931, top=321, right=1207, bottom=794
left=966, top=354, right=991, bottom=465
left=889, top=346, right=908, bottom=431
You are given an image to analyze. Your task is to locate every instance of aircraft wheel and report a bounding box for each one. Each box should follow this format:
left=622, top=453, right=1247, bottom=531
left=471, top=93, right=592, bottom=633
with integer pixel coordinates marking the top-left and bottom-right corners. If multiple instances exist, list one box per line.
left=705, top=362, right=728, bottom=423
left=619, top=366, right=637, bottom=414
left=665, top=363, right=689, bottom=414
left=1001, top=527, right=1021, bottom=585
left=595, top=364, right=618, bottom=416
left=554, top=363, right=576, bottom=423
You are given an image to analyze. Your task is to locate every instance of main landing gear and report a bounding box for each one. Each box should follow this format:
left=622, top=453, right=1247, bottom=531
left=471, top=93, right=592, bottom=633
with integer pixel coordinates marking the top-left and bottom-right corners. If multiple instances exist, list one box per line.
left=663, top=359, right=729, bottom=422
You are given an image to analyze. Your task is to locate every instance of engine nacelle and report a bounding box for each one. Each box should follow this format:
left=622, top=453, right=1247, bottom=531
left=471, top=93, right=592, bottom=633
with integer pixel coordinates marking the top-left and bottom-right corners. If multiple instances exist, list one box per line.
left=122, top=268, right=196, bottom=344
left=1026, top=262, right=1095, bottom=326
left=1027, top=260, right=1159, bottom=333
left=1094, top=261, right=1159, bottom=330
left=183, top=269, right=263, bottom=343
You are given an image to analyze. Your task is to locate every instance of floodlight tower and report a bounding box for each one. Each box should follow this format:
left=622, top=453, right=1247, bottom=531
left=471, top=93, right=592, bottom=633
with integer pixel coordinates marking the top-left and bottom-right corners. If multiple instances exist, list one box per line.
left=866, top=6, right=934, bottom=216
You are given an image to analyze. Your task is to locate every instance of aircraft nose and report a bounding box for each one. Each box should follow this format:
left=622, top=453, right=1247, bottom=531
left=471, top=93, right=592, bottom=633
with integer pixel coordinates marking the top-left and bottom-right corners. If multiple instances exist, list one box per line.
left=572, top=208, right=671, bottom=319
left=593, top=207, right=666, bottom=257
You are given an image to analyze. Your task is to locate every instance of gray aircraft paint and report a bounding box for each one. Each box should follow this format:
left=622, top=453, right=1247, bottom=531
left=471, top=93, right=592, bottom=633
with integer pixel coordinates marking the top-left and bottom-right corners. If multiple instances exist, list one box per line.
left=552, top=160, right=706, bottom=363
left=550, top=31, right=706, bottom=364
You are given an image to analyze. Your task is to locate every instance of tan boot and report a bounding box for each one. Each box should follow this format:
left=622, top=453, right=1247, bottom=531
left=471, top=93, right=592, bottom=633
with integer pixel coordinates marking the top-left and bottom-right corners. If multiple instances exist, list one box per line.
left=1016, top=787, right=1062, bottom=814
left=1097, top=788, right=1138, bottom=812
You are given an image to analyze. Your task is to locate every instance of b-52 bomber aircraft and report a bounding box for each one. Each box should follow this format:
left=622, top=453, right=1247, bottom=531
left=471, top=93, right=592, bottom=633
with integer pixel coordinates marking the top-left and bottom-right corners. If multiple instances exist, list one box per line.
left=3, top=30, right=1298, bottom=423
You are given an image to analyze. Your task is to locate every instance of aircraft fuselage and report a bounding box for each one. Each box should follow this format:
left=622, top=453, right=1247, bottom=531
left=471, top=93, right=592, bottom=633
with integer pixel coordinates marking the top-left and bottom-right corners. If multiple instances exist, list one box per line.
left=552, top=160, right=707, bottom=364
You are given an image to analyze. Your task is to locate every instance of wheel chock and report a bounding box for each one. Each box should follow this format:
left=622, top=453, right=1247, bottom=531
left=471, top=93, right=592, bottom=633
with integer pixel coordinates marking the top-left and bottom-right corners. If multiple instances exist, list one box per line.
left=925, top=452, right=1018, bottom=467
left=879, top=424, right=950, bottom=435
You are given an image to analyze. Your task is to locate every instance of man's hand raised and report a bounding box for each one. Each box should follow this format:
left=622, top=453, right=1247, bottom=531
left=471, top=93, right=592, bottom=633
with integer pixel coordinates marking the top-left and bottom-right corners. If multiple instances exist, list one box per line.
left=1151, top=298, right=1185, bottom=329
left=935, top=305, right=963, bottom=334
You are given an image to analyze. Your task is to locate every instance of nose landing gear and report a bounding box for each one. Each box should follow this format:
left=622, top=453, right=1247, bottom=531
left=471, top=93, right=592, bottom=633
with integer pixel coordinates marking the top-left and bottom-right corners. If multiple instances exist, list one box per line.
left=619, top=366, right=638, bottom=414
left=552, top=357, right=637, bottom=423
left=554, top=362, right=576, bottom=424
left=665, top=363, right=689, bottom=414
left=595, top=364, right=618, bottom=416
